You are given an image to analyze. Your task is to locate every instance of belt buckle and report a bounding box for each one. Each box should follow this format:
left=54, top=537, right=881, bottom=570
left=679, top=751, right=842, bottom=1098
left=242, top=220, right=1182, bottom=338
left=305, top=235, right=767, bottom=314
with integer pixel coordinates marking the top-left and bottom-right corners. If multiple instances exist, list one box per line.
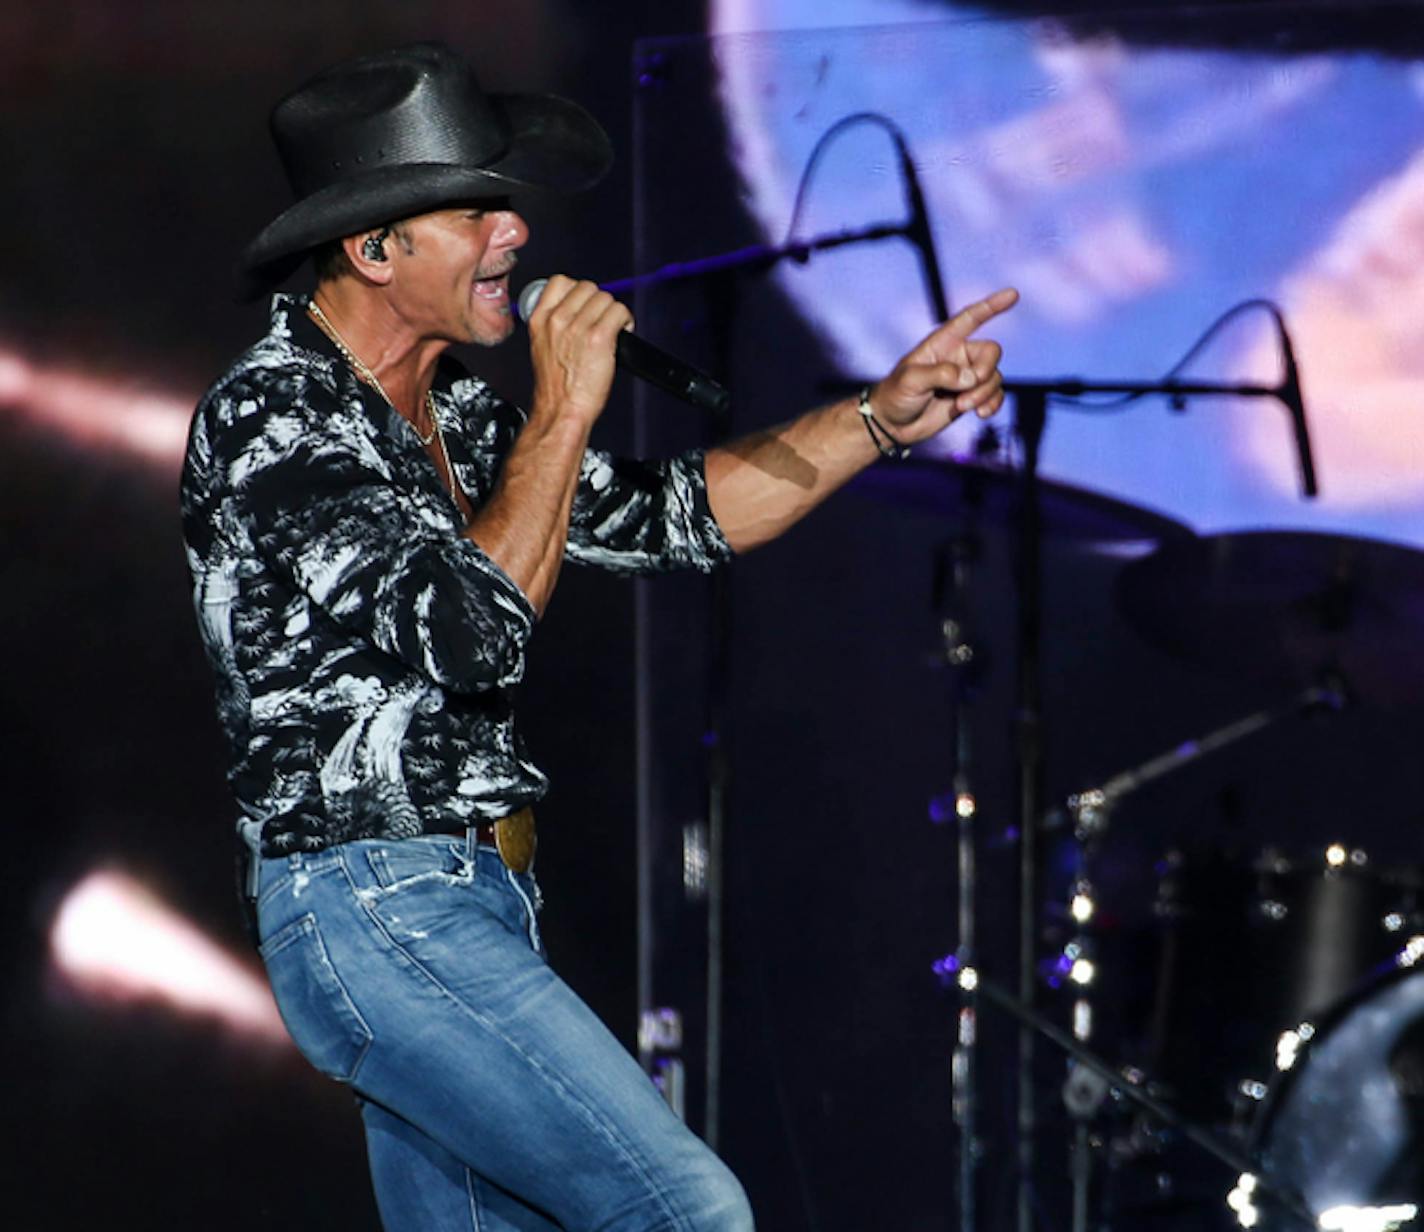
left=494, top=807, right=537, bottom=874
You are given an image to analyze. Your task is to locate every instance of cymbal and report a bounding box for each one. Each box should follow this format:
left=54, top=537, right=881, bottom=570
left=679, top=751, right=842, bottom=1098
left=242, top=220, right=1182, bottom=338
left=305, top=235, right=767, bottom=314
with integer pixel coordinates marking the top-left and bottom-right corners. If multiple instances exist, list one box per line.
left=1115, top=530, right=1424, bottom=706
left=847, top=455, right=1192, bottom=544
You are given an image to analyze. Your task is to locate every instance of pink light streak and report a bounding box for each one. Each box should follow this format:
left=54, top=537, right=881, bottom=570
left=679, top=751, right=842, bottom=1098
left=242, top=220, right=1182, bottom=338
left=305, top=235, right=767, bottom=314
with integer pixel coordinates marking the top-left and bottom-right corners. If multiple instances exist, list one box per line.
left=0, top=346, right=193, bottom=468
left=49, top=869, right=292, bottom=1048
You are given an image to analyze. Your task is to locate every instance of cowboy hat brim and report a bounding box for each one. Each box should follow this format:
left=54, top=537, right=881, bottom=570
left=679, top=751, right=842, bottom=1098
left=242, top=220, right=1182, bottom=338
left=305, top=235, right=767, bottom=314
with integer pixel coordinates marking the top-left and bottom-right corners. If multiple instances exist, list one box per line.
left=236, top=92, right=611, bottom=300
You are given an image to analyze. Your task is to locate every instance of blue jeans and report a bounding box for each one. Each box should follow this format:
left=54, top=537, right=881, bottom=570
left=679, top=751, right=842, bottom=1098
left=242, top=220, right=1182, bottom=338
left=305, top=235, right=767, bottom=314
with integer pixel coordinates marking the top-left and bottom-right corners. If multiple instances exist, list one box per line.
left=256, top=834, right=753, bottom=1231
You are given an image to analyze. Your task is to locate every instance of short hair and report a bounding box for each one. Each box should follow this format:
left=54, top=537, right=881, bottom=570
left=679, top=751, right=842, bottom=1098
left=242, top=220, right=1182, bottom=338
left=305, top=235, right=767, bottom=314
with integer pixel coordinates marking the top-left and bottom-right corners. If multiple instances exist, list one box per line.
left=311, top=238, right=354, bottom=284
left=311, top=221, right=415, bottom=286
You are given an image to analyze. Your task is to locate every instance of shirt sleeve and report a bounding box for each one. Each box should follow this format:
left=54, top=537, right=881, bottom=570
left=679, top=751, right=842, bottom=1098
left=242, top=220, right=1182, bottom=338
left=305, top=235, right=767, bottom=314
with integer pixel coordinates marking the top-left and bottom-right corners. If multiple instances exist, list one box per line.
left=213, top=373, right=536, bottom=694
left=564, top=447, right=734, bottom=575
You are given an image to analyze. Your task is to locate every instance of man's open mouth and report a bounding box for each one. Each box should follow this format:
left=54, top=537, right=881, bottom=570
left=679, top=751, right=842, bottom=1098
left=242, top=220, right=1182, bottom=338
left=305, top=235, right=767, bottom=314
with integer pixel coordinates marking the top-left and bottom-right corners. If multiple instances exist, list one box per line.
left=473, top=273, right=509, bottom=301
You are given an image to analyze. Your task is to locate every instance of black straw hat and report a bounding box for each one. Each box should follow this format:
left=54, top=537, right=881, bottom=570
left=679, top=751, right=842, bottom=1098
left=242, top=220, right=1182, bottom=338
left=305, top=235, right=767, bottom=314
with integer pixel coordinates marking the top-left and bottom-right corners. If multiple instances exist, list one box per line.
left=236, top=41, right=612, bottom=299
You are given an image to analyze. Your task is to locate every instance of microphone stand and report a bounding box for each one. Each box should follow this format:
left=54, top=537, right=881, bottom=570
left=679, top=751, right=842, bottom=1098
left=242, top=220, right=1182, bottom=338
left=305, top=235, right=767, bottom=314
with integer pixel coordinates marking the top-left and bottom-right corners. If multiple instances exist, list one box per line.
left=623, top=206, right=952, bottom=1155
left=1004, top=376, right=1318, bottom=500
left=701, top=269, right=739, bottom=1153
left=890, top=128, right=952, bottom=325
left=931, top=499, right=990, bottom=1232
left=1011, top=386, right=1048, bottom=1232
left=605, top=222, right=898, bottom=292
left=1060, top=684, right=1343, bottom=842
left=1000, top=370, right=1317, bottom=1232
left=603, top=212, right=949, bottom=333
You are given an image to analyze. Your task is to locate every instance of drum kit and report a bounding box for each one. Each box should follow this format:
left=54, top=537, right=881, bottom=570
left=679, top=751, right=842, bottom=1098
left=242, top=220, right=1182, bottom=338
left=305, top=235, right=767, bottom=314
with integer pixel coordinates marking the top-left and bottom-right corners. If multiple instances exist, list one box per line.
left=854, top=450, right=1424, bottom=1232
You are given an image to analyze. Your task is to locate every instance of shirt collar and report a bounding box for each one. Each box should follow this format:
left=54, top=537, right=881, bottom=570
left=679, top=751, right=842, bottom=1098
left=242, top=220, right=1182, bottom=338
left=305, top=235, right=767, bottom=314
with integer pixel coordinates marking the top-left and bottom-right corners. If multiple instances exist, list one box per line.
left=267, top=291, right=465, bottom=402
left=270, top=292, right=340, bottom=363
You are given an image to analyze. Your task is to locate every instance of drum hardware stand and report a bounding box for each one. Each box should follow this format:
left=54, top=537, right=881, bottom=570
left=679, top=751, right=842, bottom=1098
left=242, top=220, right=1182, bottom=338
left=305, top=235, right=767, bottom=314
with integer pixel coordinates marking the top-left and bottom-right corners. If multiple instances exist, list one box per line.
left=999, top=358, right=1319, bottom=1232
left=1000, top=384, right=1049, bottom=1232
left=1063, top=816, right=1106, bottom=1232
left=1056, top=683, right=1345, bottom=843
left=1037, top=682, right=1344, bottom=1230
left=931, top=500, right=990, bottom=1232
left=962, top=972, right=1319, bottom=1230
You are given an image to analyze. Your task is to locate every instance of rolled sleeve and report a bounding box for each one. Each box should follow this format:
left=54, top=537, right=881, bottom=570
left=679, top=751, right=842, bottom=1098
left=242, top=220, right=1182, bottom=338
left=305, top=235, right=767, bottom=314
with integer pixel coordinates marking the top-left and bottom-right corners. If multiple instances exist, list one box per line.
left=565, top=447, right=733, bottom=575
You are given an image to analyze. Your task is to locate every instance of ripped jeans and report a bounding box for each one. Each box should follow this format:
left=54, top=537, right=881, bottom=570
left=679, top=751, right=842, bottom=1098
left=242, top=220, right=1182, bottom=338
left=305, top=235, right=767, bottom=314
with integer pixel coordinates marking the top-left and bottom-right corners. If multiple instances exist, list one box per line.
left=256, top=834, right=753, bottom=1231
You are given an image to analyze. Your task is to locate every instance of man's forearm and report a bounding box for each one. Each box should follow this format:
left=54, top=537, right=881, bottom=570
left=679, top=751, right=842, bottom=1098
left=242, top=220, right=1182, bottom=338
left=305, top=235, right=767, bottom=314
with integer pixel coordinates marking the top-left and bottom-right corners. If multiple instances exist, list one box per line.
left=467, top=275, right=632, bottom=611
left=465, top=411, right=590, bottom=616
left=704, top=286, right=1016, bottom=554
left=703, top=395, right=879, bottom=554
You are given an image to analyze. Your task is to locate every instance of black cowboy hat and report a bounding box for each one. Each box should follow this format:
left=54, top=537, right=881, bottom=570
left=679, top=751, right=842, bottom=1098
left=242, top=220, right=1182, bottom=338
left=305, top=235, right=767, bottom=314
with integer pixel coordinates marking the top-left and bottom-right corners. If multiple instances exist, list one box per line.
left=236, top=41, right=613, bottom=299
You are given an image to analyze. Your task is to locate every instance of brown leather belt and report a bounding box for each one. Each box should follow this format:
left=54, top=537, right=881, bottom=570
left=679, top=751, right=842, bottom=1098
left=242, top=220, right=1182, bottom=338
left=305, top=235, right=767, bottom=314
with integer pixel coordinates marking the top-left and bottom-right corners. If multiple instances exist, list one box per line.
left=470, top=807, right=537, bottom=875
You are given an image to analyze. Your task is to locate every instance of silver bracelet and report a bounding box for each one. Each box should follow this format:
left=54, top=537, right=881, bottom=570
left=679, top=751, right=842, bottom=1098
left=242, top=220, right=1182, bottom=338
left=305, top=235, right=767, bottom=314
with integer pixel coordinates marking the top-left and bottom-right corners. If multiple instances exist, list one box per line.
left=857, top=385, right=910, bottom=459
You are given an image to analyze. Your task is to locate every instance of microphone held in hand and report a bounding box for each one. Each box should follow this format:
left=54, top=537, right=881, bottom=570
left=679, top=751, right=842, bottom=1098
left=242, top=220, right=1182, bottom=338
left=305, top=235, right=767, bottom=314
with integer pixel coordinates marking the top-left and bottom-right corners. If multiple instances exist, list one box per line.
left=516, top=278, right=732, bottom=415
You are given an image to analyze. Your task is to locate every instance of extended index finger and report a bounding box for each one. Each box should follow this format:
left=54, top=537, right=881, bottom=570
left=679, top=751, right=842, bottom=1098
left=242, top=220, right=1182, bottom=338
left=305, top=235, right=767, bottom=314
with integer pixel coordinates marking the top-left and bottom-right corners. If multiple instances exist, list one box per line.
left=944, top=286, right=1020, bottom=338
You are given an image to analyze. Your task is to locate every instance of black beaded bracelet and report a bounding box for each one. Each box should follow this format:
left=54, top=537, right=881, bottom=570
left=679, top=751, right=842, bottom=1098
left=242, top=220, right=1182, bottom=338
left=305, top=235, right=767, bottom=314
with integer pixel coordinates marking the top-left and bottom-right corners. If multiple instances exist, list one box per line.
left=857, top=385, right=911, bottom=459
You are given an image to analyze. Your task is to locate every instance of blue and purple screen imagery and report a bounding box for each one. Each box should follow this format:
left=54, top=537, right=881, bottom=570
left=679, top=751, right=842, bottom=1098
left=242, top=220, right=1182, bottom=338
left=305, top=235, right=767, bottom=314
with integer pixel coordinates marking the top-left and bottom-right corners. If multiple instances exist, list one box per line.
left=705, top=2, right=1424, bottom=547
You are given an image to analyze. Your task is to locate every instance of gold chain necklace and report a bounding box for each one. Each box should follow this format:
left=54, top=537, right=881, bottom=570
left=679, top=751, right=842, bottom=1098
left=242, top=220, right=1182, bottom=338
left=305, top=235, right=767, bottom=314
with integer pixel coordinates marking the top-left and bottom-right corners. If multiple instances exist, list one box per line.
left=307, top=298, right=468, bottom=519
left=307, top=298, right=439, bottom=445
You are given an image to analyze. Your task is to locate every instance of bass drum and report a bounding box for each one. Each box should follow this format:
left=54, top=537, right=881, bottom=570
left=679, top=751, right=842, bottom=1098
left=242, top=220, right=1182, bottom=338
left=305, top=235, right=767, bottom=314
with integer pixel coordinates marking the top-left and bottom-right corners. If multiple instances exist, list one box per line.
left=1251, top=962, right=1424, bottom=1225
left=1147, top=845, right=1416, bottom=1123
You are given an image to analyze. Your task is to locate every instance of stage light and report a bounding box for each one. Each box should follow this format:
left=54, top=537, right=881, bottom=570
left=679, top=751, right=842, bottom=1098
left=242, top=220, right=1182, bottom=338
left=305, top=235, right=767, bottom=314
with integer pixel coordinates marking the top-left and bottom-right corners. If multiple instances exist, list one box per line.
left=639, top=1007, right=683, bottom=1052
left=49, top=869, right=290, bottom=1046
left=1318, top=1204, right=1418, bottom=1232
left=1273, top=1022, right=1315, bottom=1072
left=1073, top=997, right=1092, bottom=1040
left=1228, top=1173, right=1260, bottom=1228
left=957, top=1001, right=976, bottom=1046
left=0, top=345, right=191, bottom=467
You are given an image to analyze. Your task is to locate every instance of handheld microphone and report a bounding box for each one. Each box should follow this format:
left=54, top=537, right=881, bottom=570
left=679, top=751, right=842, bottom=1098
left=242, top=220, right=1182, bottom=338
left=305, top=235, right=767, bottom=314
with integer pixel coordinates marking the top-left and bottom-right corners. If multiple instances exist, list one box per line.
left=516, top=278, right=731, bottom=415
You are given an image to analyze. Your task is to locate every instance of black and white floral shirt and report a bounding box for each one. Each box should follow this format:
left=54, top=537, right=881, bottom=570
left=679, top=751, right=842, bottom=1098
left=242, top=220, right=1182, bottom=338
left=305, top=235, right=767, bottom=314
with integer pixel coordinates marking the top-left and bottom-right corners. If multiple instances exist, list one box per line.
left=181, top=295, right=730, bottom=856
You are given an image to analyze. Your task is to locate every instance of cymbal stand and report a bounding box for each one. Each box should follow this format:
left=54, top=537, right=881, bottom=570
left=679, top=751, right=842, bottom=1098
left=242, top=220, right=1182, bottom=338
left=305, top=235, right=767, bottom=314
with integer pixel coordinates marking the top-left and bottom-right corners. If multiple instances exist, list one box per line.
left=1050, top=683, right=1343, bottom=1228
left=932, top=510, right=988, bottom=1232
left=1011, top=386, right=1049, bottom=1232
left=1060, top=684, right=1343, bottom=842
left=1063, top=821, right=1105, bottom=1232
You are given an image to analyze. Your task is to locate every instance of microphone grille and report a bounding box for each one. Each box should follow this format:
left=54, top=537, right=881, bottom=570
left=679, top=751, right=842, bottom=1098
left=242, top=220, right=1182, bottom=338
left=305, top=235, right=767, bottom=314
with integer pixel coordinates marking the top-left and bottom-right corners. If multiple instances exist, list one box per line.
left=515, top=278, right=548, bottom=324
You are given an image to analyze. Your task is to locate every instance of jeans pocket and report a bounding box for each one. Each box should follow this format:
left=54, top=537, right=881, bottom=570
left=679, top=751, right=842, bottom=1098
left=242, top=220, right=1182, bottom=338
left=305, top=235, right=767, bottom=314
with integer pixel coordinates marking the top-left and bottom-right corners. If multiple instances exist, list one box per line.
left=260, top=912, right=372, bottom=1083
left=363, top=838, right=469, bottom=897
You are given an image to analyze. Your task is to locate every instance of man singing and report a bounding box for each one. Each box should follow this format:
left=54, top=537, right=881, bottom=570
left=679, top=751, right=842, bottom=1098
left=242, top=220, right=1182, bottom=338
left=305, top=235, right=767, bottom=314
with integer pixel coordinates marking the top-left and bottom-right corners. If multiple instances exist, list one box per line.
left=181, top=40, right=1015, bottom=1232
